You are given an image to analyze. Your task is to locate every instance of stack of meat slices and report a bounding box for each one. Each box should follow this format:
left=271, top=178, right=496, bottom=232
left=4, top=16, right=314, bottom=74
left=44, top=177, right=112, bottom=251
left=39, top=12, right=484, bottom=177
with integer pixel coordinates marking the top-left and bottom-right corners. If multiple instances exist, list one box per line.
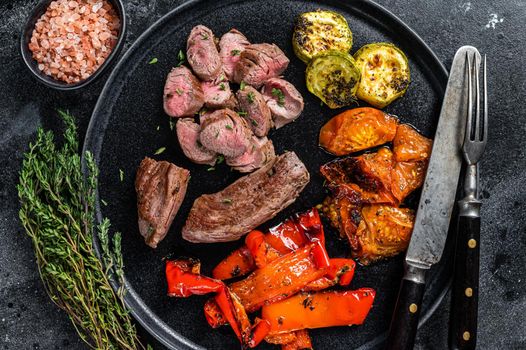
left=165, top=25, right=305, bottom=172
left=318, top=108, right=433, bottom=265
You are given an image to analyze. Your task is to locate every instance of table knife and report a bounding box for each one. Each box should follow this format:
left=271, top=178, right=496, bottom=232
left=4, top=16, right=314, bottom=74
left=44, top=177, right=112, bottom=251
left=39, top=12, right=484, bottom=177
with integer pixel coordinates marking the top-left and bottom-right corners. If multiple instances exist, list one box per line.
left=385, top=46, right=478, bottom=350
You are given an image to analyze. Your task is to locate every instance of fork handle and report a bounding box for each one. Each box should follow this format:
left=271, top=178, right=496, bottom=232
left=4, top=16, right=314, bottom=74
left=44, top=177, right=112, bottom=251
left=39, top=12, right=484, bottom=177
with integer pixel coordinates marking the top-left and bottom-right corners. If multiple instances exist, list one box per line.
left=449, top=214, right=480, bottom=350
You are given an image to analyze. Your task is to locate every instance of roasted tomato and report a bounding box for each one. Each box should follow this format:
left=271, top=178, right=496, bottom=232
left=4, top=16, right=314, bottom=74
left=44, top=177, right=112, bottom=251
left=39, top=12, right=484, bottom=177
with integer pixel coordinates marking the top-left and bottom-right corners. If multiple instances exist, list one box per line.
left=391, top=160, right=427, bottom=202
left=320, top=195, right=362, bottom=250
left=354, top=205, right=414, bottom=264
left=319, top=107, right=399, bottom=156
left=393, top=124, right=433, bottom=162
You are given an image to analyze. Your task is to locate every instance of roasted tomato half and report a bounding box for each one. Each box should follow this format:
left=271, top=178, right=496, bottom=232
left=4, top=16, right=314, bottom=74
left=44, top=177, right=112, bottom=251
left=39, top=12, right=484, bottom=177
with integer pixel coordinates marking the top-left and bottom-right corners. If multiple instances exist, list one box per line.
left=393, top=124, right=432, bottom=162
left=319, top=107, right=399, bottom=156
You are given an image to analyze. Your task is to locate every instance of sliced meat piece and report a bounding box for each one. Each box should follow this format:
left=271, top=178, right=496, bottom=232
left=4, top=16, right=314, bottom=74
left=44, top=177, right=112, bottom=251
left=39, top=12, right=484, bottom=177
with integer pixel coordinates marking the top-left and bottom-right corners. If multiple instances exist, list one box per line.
left=135, top=158, right=190, bottom=248
left=219, top=29, right=250, bottom=81
left=236, top=85, right=272, bottom=137
left=199, top=109, right=252, bottom=158
left=261, top=78, right=304, bottom=129
left=201, top=75, right=236, bottom=109
left=187, top=25, right=222, bottom=81
left=182, top=152, right=310, bottom=243
left=233, top=43, right=289, bottom=87
left=176, top=118, right=217, bottom=166
left=163, top=65, right=204, bottom=117
left=226, top=136, right=276, bottom=173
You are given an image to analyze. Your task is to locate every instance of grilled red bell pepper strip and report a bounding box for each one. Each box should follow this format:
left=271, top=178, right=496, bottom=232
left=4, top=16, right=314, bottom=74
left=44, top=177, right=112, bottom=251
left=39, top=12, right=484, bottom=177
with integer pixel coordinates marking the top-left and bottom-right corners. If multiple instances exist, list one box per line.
left=245, top=230, right=281, bottom=269
left=303, top=258, right=356, bottom=292
left=166, top=259, right=223, bottom=297
left=229, top=241, right=330, bottom=313
left=203, top=298, right=227, bottom=328
left=282, top=330, right=313, bottom=350
left=212, top=208, right=325, bottom=280
left=261, top=288, right=376, bottom=334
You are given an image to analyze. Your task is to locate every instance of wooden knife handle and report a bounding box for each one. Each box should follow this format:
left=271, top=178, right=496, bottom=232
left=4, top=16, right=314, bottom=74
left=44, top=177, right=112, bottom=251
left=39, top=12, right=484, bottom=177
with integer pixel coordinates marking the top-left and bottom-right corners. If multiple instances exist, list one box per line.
left=449, top=215, right=480, bottom=350
left=385, top=266, right=427, bottom=350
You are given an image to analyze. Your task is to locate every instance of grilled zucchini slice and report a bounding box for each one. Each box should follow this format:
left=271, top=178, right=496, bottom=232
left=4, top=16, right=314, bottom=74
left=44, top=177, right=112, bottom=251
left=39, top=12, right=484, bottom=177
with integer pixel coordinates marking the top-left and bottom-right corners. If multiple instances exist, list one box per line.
left=293, top=10, right=353, bottom=63
left=353, top=43, right=410, bottom=108
left=306, top=50, right=361, bottom=109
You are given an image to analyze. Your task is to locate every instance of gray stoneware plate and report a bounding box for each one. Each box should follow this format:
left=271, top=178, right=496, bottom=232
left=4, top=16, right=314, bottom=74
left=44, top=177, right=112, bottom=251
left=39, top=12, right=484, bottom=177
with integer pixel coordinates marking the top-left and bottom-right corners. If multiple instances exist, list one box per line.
left=82, top=0, right=450, bottom=349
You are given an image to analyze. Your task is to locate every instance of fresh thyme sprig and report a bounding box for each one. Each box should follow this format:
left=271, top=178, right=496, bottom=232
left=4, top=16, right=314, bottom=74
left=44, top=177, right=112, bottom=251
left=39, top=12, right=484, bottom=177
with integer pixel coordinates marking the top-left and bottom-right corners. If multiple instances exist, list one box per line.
left=17, top=110, right=147, bottom=349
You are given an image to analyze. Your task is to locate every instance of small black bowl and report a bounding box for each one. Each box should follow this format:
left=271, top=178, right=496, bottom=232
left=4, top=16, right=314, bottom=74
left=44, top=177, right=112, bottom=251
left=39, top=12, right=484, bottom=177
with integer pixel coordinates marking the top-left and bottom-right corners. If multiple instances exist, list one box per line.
left=20, top=0, right=127, bottom=91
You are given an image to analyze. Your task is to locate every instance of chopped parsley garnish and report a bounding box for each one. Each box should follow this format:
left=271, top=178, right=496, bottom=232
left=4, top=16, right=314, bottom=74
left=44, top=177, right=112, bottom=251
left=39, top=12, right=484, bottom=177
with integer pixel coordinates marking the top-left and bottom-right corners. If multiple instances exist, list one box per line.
left=272, top=88, right=285, bottom=107
left=247, top=92, right=255, bottom=103
left=201, top=33, right=209, bottom=40
left=154, top=147, right=166, bottom=155
left=250, top=118, right=258, bottom=126
left=176, top=50, right=185, bottom=67
left=231, top=49, right=241, bottom=56
left=239, top=81, right=246, bottom=90
left=207, top=167, right=215, bottom=171
left=119, top=169, right=124, bottom=182
left=237, top=111, right=247, bottom=117
left=225, top=124, right=233, bottom=130
left=222, top=198, right=233, bottom=204
left=216, top=155, right=225, bottom=164
left=148, top=57, right=158, bottom=64
left=101, top=199, right=108, bottom=206
left=175, top=88, right=184, bottom=95
left=156, top=125, right=160, bottom=131
left=219, top=83, right=226, bottom=91
left=169, top=119, right=175, bottom=130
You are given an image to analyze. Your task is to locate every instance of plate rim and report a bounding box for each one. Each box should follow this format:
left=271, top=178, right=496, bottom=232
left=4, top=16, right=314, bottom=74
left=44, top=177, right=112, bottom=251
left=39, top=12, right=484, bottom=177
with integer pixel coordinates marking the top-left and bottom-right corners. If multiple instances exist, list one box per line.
left=81, top=1, right=449, bottom=349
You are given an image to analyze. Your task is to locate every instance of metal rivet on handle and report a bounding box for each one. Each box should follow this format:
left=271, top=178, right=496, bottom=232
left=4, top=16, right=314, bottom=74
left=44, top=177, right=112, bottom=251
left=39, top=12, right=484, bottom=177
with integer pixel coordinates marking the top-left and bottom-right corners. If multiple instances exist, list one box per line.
left=409, top=303, right=418, bottom=313
left=463, top=331, right=471, bottom=341
left=468, top=239, right=477, bottom=248
left=465, top=287, right=473, bottom=297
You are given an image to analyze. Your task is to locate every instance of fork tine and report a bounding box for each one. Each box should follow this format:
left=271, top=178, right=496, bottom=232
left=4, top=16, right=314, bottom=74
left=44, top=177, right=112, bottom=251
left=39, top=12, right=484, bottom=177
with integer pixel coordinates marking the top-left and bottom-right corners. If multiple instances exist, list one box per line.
left=473, top=52, right=481, bottom=141
left=465, top=51, right=473, bottom=143
left=483, top=55, right=488, bottom=142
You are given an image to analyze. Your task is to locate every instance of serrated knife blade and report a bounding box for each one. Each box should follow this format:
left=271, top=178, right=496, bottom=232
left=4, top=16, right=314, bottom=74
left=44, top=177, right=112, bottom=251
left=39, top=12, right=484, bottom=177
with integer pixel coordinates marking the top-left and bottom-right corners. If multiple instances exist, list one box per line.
left=385, top=46, right=480, bottom=350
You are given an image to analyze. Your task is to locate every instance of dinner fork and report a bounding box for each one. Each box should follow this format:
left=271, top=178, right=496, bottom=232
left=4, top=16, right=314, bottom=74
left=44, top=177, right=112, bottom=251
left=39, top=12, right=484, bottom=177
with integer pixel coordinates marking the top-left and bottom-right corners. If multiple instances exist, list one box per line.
left=449, top=52, right=488, bottom=350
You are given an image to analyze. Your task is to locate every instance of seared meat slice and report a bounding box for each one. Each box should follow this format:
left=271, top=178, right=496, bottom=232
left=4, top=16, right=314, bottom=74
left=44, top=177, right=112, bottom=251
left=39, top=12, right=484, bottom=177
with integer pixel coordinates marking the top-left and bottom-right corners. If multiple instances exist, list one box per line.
left=226, top=136, right=276, bottom=173
left=219, top=29, right=250, bottom=81
left=187, top=25, right=222, bottom=81
left=199, top=109, right=253, bottom=158
left=163, top=65, right=204, bottom=117
left=201, top=75, right=236, bottom=109
left=233, top=43, right=289, bottom=87
left=135, top=158, right=190, bottom=248
left=261, top=78, right=304, bottom=129
left=182, top=152, right=310, bottom=243
left=236, top=85, right=272, bottom=137
left=176, top=118, right=217, bottom=165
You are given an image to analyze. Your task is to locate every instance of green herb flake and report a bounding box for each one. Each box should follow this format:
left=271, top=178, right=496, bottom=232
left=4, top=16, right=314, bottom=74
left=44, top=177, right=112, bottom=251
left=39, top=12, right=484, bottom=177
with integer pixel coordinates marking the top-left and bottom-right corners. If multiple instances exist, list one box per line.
left=237, top=111, right=248, bottom=117
left=176, top=50, right=185, bottom=67
left=239, top=81, right=246, bottom=90
left=154, top=147, right=166, bottom=155
left=250, top=118, right=259, bottom=126
left=225, top=124, right=233, bottom=130
left=231, top=49, right=241, bottom=56
left=272, top=88, right=285, bottom=107
left=148, top=57, right=158, bottom=64
left=175, top=88, right=184, bottom=95
left=201, top=33, right=209, bottom=40
left=207, top=167, right=215, bottom=172
left=169, top=119, right=176, bottom=131
left=101, top=199, right=108, bottom=206
left=247, top=92, right=255, bottom=103
left=222, top=198, right=233, bottom=204
left=219, top=83, right=226, bottom=91
left=156, top=125, right=160, bottom=131
left=216, top=155, right=225, bottom=164
left=119, top=169, right=124, bottom=182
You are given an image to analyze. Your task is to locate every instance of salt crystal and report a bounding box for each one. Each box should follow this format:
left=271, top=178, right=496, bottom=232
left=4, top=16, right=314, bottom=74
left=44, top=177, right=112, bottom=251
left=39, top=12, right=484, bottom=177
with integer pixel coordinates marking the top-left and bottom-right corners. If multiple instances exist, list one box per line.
left=92, top=2, right=103, bottom=13
left=38, top=64, right=45, bottom=71
left=68, top=1, right=78, bottom=8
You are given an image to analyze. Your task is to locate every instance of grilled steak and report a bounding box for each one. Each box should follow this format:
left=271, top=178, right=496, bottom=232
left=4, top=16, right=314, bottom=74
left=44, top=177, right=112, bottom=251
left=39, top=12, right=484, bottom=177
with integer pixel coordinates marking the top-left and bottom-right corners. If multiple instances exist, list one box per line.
left=233, top=43, right=289, bottom=87
left=182, top=152, right=310, bottom=243
left=199, top=109, right=253, bottom=158
left=176, top=118, right=217, bottom=165
left=261, top=78, right=304, bottom=128
left=135, top=158, right=190, bottom=248
left=201, top=75, right=237, bottom=109
left=187, top=25, right=222, bottom=81
left=226, top=136, right=276, bottom=173
left=219, top=29, right=250, bottom=81
left=236, top=85, right=272, bottom=137
left=163, top=65, right=204, bottom=117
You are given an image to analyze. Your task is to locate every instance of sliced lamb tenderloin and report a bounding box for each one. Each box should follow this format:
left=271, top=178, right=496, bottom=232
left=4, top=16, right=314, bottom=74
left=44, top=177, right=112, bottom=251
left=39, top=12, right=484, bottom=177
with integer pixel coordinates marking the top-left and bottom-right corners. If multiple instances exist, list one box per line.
left=233, top=43, right=290, bottom=87
left=135, top=158, right=190, bottom=248
left=176, top=118, right=217, bottom=166
left=187, top=25, right=222, bottom=81
left=226, top=136, right=276, bottom=173
left=219, top=29, right=250, bottom=81
left=236, top=85, right=272, bottom=137
left=261, top=77, right=304, bottom=129
left=163, top=65, right=204, bottom=117
left=199, top=109, right=253, bottom=158
left=182, top=152, right=310, bottom=243
left=201, top=74, right=236, bottom=109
